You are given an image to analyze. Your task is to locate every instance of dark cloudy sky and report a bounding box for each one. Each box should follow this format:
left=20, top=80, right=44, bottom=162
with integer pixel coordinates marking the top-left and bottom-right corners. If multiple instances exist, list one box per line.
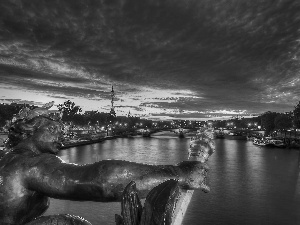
left=0, top=0, right=299, bottom=120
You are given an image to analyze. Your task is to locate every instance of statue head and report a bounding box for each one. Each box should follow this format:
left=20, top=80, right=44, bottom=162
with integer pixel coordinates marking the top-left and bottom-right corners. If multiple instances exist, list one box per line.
left=5, top=105, right=65, bottom=154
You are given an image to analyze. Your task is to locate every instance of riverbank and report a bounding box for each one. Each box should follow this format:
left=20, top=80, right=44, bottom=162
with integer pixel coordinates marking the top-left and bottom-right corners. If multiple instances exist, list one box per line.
left=60, top=136, right=117, bottom=149
left=0, top=134, right=128, bottom=151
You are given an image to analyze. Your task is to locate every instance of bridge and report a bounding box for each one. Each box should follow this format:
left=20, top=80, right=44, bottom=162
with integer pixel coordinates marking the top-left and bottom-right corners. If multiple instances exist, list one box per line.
left=137, top=127, right=199, bottom=138
left=69, top=126, right=201, bottom=139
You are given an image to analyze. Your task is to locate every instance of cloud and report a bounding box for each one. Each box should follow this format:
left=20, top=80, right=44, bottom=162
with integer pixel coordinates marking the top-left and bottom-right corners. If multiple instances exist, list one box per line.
left=0, top=0, right=299, bottom=118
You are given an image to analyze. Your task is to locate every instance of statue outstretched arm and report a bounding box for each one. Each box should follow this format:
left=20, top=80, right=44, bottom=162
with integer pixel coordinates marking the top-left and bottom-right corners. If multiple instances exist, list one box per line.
left=24, top=154, right=206, bottom=202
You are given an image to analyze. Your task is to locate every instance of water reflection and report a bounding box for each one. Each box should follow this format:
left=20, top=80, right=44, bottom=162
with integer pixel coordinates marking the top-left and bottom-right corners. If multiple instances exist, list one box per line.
left=46, top=138, right=300, bottom=225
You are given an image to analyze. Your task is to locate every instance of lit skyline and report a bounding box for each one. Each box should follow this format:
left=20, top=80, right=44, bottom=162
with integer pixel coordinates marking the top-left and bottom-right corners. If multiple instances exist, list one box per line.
left=0, top=0, right=299, bottom=120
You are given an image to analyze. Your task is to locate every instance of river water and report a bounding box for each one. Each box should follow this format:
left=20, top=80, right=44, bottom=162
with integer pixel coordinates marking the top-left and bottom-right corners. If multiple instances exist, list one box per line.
left=45, top=134, right=300, bottom=225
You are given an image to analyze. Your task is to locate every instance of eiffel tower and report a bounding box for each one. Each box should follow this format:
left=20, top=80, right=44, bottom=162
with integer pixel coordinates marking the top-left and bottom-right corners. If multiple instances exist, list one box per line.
left=109, top=85, right=116, bottom=118
left=106, top=86, right=116, bottom=136
left=127, top=110, right=131, bottom=118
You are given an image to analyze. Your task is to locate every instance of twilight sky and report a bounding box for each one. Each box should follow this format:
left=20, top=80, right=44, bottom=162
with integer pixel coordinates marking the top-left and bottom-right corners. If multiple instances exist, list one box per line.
left=0, top=0, right=299, bottom=120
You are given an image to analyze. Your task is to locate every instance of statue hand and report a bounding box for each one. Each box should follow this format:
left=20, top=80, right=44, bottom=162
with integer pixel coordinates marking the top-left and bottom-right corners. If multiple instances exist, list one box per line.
left=189, top=128, right=215, bottom=163
left=176, top=161, right=210, bottom=193
left=176, top=128, right=215, bottom=193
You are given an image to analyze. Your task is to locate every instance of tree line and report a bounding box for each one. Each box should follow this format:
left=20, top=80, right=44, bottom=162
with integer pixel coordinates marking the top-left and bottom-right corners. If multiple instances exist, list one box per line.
left=259, top=101, right=300, bottom=135
left=213, top=101, right=300, bottom=136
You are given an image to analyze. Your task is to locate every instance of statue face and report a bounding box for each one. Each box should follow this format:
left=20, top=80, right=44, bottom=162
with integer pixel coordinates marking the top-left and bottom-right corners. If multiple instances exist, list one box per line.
left=31, top=119, right=64, bottom=154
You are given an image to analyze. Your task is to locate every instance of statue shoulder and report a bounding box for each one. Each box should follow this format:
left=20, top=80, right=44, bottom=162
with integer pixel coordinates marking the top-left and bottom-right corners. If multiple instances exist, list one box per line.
left=27, top=153, right=66, bottom=169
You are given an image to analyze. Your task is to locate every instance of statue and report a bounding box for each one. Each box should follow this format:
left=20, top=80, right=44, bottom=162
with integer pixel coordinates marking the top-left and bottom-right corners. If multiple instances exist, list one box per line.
left=115, top=179, right=182, bottom=225
left=0, top=105, right=214, bottom=224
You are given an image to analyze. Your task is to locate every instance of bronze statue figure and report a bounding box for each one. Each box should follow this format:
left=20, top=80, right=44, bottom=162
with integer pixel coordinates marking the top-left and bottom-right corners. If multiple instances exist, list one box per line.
left=0, top=107, right=214, bottom=224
